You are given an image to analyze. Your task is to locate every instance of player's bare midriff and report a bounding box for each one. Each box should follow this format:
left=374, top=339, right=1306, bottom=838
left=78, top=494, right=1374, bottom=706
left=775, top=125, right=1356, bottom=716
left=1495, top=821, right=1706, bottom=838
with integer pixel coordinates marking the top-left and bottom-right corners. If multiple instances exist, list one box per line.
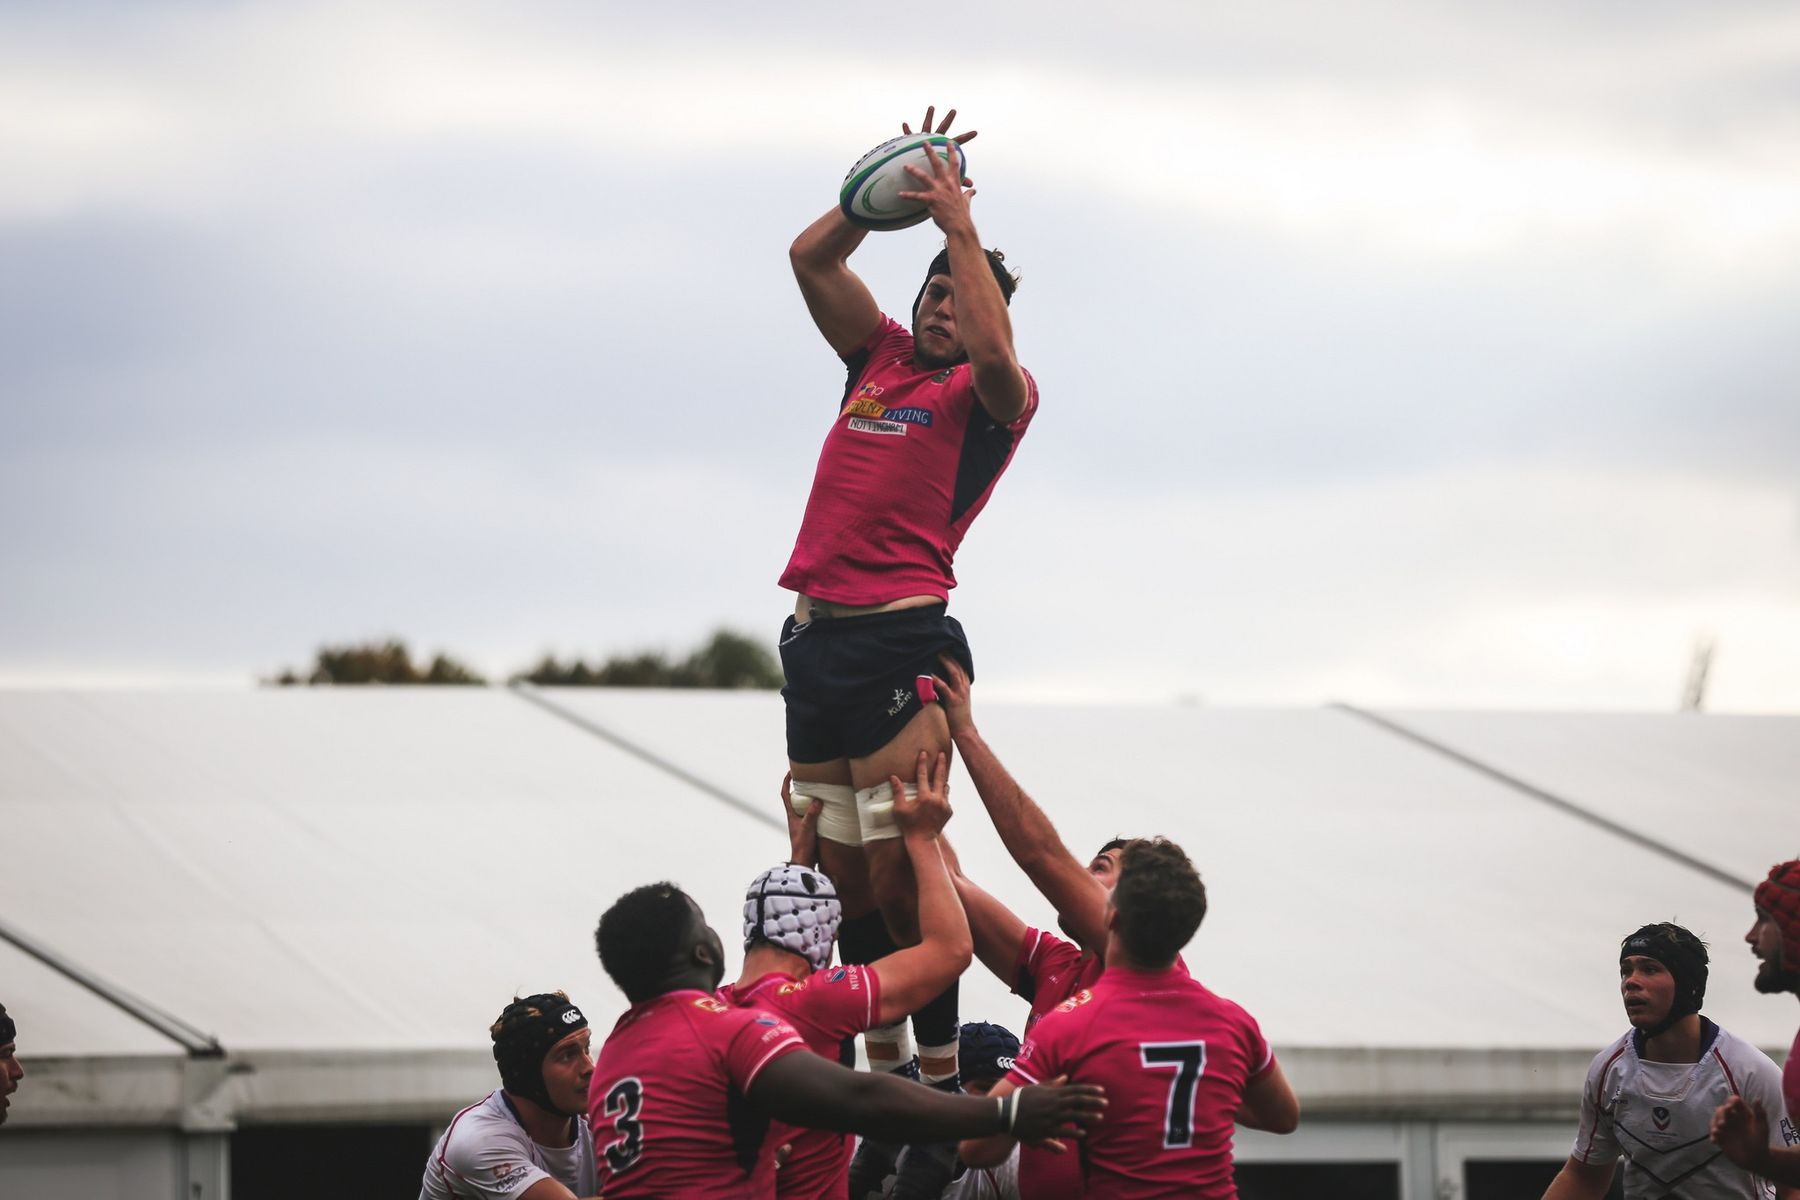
left=794, top=593, right=943, bottom=622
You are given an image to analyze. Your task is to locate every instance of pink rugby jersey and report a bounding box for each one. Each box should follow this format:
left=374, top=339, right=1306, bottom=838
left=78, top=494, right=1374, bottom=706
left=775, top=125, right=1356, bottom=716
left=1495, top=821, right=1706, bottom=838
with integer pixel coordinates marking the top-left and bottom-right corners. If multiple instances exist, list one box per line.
left=1006, top=965, right=1273, bottom=1200
left=780, top=315, right=1038, bottom=606
left=1011, top=928, right=1105, bottom=1198
left=590, top=990, right=806, bottom=1199
left=719, top=966, right=881, bottom=1200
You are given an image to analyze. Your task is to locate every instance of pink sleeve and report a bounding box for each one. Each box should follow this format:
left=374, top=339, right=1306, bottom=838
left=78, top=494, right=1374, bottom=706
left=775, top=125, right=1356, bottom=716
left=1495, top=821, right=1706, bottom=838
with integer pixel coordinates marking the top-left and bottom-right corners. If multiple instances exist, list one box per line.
left=842, top=314, right=907, bottom=361
left=723, top=1008, right=808, bottom=1094
left=1243, top=1011, right=1274, bottom=1077
left=810, top=965, right=881, bottom=1039
left=1011, top=928, right=1082, bottom=1001
left=1005, top=1012, right=1066, bottom=1088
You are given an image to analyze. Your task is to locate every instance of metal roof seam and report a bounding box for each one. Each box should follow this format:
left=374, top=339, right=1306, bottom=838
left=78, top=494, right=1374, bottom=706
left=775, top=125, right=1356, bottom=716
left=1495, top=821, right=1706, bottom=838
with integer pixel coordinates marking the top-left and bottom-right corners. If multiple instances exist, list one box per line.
left=507, top=683, right=784, bottom=833
left=0, top=916, right=224, bottom=1059
left=1333, top=703, right=1753, bottom=893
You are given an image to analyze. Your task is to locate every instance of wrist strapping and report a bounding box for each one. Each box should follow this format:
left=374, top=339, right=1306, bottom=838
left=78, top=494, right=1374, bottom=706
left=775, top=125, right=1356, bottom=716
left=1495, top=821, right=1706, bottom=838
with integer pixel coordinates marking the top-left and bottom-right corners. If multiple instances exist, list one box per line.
left=996, top=1091, right=1018, bottom=1133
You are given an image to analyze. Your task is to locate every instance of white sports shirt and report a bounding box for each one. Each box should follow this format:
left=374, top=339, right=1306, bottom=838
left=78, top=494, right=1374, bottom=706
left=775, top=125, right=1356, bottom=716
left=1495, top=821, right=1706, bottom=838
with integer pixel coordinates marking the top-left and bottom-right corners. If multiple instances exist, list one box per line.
left=420, top=1089, right=597, bottom=1200
left=1571, top=1020, right=1792, bottom=1199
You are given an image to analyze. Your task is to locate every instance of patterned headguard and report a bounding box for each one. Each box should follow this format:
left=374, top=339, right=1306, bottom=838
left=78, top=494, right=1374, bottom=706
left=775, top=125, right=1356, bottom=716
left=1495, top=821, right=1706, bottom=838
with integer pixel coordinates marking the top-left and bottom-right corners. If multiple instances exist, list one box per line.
left=743, top=863, right=842, bottom=975
left=1754, top=859, right=1800, bottom=969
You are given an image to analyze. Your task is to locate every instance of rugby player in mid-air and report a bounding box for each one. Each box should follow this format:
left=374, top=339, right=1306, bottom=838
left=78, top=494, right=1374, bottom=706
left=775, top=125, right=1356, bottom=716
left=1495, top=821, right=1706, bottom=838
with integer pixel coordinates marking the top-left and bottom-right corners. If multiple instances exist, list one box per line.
left=589, top=881, right=1105, bottom=1199
left=778, top=103, right=1038, bottom=1193
left=1711, top=860, right=1800, bottom=1187
left=724, top=750, right=973, bottom=1198
left=961, top=838, right=1299, bottom=1198
left=1541, top=923, right=1793, bottom=1200
left=419, top=993, right=599, bottom=1200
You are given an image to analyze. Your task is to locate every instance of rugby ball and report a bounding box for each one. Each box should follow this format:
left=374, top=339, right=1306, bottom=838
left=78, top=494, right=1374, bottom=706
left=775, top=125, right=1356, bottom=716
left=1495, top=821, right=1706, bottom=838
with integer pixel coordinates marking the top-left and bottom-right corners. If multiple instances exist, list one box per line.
left=839, top=132, right=967, bottom=231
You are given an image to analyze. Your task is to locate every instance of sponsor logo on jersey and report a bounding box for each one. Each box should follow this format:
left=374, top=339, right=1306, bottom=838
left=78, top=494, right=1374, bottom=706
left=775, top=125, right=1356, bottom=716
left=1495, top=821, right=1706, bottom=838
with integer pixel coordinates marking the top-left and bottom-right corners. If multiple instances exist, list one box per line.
left=492, top=1163, right=531, bottom=1188
left=691, top=996, right=729, bottom=1014
left=846, top=402, right=933, bottom=429
left=755, top=1017, right=780, bottom=1027
left=1057, top=989, right=1095, bottom=1013
left=777, top=981, right=805, bottom=996
left=886, top=688, right=913, bottom=717
left=1652, top=1105, right=1671, bottom=1131
left=849, top=417, right=907, bottom=436
left=856, top=383, right=886, bottom=401
left=830, top=967, right=849, bottom=983
left=1781, top=1115, right=1798, bottom=1147
left=930, top=368, right=953, bottom=384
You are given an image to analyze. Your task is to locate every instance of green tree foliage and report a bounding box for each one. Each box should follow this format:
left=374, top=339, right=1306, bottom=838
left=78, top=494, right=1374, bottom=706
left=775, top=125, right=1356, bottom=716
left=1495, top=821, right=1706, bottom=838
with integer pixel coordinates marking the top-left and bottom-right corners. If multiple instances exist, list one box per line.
left=517, top=629, right=780, bottom=690
left=267, top=640, right=486, bottom=686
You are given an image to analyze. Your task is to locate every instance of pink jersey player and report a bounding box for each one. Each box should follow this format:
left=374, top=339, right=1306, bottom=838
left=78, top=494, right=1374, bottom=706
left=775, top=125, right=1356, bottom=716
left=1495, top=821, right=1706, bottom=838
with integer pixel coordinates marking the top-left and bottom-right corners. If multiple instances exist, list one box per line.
left=1007, top=967, right=1272, bottom=1198
left=590, top=989, right=807, bottom=1199
left=959, top=838, right=1299, bottom=1199
left=720, top=964, right=880, bottom=1198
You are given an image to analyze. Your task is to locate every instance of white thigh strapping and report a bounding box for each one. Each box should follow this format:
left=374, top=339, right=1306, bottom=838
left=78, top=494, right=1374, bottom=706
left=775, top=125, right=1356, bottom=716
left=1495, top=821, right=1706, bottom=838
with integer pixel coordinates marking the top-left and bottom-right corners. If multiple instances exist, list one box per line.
left=789, top=781, right=860, bottom=847
left=854, top=781, right=914, bottom=843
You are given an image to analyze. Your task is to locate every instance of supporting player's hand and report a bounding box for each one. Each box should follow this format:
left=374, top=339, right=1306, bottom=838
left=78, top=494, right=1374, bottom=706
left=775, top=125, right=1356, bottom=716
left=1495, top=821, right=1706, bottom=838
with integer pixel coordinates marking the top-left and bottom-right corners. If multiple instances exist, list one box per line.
left=1710, top=1095, right=1771, bottom=1171
left=902, top=104, right=978, bottom=147
left=932, top=654, right=974, bottom=735
left=1012, top=1075, right=1107, bottom=1151
left=781, top=772, right=822, bottom=867
left=891, top=751, right=952, bottom=840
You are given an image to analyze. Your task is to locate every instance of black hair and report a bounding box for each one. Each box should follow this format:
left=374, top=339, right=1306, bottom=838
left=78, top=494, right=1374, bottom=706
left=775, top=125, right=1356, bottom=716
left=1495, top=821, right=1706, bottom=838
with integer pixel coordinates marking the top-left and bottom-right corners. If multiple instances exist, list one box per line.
left=597, top=882, right=695, bottom=1003
left=1112, top=838, right=1207, bottom=966
left=1095, top=838, right=1129, bottom=858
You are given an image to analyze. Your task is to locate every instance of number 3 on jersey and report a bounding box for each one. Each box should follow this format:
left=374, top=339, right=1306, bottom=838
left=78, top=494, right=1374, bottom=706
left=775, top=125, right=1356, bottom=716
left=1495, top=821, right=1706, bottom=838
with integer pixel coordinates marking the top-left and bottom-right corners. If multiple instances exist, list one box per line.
left=1140, top=1042, right=1207, bottom=1148
left=601, top=1077, right=645, bottom=1171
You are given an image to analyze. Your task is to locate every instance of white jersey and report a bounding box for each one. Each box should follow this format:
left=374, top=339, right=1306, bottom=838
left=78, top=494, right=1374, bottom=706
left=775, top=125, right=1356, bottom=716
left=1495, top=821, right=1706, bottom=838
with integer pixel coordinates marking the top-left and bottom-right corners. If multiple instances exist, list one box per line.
left=421, top=1089, right=597, bottom=1200
left=941, top=1150, right=1020, bottom=1200
left=876, top=1150, right=1019, bottom=1200
left=1571, top=1020, right=1791, bottom=1200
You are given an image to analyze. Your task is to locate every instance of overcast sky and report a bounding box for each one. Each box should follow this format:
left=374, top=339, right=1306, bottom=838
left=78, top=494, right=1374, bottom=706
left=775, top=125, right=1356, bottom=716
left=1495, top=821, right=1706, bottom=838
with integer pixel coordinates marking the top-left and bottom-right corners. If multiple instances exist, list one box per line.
left=3, top=0, right=1797, bottom=710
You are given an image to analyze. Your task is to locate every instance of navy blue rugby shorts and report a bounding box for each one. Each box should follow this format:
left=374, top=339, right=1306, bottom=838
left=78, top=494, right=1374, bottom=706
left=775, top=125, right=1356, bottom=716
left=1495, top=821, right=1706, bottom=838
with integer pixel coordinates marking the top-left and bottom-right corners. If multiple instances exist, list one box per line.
left=778, top=604, right=974, bottom=763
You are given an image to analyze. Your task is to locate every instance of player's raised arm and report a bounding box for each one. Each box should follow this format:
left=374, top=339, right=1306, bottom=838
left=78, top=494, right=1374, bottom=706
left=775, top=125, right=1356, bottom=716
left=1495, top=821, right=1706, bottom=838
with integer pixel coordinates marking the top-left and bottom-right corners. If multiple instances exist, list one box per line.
left=789, top=206, right=880, bottom=357
left=868, top=751, right=975, bottom=1024
left=898, top=134, right=1028, bottom=423
left=935, top=656, right=1110, bottom=953
left=749, top=1048, right=1102, bottom=1147
left=952, top=871, right=1031, bottom=986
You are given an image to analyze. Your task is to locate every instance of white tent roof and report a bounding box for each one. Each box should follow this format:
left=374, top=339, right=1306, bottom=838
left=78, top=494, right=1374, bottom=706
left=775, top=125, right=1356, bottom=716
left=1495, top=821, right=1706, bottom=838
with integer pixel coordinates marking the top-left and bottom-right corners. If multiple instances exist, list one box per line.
left=1, top=688, right=1792, bottom=1128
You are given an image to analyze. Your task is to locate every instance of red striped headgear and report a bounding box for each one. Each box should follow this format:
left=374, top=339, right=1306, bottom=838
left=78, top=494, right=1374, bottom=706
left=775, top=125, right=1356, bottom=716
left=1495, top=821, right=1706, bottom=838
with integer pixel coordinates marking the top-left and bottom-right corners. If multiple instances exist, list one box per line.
left=1754, top=859, right=1800, bottom=967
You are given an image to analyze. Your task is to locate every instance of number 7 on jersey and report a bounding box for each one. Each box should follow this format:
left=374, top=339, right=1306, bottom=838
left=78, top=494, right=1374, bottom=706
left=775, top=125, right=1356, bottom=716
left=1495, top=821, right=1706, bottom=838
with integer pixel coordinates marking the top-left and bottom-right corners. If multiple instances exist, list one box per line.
left=1140, top=1041, right=1207, bottom=1148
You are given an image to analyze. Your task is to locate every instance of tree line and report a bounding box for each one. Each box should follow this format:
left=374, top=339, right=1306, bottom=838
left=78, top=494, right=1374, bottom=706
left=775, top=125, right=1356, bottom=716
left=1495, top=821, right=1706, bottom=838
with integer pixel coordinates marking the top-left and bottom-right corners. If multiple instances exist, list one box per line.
left=265, top=630, right=781, bottom=690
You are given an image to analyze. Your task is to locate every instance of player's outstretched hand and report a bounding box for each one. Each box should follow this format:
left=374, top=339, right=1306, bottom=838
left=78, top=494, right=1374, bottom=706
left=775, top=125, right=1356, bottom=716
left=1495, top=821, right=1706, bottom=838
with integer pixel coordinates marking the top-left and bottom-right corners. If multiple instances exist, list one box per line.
left=902, top=104, right=978, bottom=146
left=932, top=654, right=974, bottom=734
left=1011, top=1076, right=1107, bottom=1151
left=891, top=750, right=951, bottom=840
left=1710, top=1095, right=1770, bottom=1171
left=897, top=131, right=975, bottom=233
left=781, top=772, right=822, bottom=867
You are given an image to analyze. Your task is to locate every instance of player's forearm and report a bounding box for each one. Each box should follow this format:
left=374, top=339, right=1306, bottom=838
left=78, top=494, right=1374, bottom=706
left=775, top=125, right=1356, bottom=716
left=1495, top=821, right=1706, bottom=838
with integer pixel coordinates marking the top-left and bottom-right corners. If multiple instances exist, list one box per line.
left=906, top=834, right=974, bottom=969
left=958, top=1131, right=1016, bottom=1169
left=953, top=725, right=1076, bottom=880
left=1742, top=1145, right=1800, bottom=1186
left=832, top=1069, right=1006, bottom=1142
left=941, top=222, right=1016, bottom=376
left=1541, top=1159, right=1614, bottom=1200
left=790, top=207, right=868, bottom=274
